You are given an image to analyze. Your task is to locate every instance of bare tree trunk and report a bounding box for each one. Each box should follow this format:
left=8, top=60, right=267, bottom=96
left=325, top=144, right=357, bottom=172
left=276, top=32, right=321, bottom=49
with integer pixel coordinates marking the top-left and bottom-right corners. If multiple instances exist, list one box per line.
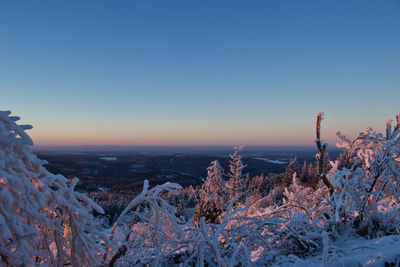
left=315, top=112, right=334, bottom=196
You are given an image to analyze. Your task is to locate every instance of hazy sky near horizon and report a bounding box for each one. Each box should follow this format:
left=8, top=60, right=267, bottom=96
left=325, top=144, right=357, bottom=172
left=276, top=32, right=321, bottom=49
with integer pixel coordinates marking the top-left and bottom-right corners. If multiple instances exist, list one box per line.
left=1, top=0, right=399, bottom=146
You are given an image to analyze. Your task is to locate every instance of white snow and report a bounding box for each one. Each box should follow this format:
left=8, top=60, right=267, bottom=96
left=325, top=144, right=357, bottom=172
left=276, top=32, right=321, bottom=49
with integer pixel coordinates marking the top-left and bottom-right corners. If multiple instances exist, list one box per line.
left=282, top=235, right=400, bottom=267
left=254, top=157, right=287, bottom=164
left=100, top=156, right=117, bottom=161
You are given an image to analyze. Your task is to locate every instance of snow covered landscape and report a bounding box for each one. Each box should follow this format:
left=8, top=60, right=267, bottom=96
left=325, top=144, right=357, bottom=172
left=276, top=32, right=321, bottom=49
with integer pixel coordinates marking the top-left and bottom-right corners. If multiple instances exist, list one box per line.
left=2, top=1, right=400, bottom=266
left=1, top=110, right=399, bottom=266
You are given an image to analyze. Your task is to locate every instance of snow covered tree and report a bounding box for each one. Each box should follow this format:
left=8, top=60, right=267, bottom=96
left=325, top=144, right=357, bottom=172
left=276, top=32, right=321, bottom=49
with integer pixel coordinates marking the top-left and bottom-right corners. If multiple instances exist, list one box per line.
left=193, top=160, right=226, bottom=225
left=299, top=161, right=319, bottom=187
left=299, top=161, right=308, bottom=183
left=282, top=157, right=298, bottom=188
left=0, top=110, right=106, bottom=266
left=226, top=147, right=246, bottom=205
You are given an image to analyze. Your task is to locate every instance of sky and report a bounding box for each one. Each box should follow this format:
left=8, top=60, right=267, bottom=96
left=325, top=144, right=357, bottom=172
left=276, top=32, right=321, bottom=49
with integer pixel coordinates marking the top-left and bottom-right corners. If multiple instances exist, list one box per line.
left=1, top=0, right=399, bottom=147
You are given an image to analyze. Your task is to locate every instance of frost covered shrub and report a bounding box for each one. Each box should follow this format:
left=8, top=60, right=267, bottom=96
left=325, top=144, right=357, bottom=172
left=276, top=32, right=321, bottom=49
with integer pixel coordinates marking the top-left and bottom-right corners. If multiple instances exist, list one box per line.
left=108, top=180, right=269, bottom=266
left=326, top=114, right=400, bottom=236
left=275, top=174, right=330, bottom=255
left=106, top=180, right=186, bottom=266
left=242, top=174, right=331, bottom=262
left=108, top=177, right=332, bottom=266
left=0, top=111, right=106, bottom=266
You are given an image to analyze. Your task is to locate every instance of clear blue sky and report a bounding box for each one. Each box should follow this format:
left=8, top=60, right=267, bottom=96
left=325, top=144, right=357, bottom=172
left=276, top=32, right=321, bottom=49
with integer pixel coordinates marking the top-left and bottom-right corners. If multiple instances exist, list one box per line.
left=1, top=0, right=399, bottom=146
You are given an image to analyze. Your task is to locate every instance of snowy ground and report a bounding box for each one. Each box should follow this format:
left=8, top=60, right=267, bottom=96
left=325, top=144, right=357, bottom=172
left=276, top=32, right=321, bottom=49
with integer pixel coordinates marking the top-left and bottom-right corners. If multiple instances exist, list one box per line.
left=282, top=235, right=400, bottom=267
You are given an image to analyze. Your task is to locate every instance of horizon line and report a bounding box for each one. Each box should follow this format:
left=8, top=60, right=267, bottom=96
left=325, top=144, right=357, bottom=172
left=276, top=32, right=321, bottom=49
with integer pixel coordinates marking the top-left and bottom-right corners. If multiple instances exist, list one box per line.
left=32, top=144, right=344, bottom=153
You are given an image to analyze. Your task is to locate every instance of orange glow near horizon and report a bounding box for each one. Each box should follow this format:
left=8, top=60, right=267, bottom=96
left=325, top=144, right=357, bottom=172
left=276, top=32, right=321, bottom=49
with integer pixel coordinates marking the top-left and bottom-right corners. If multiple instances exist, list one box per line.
left=23, top=112, right=389, bottom=147
left=29, top=125, right=324, bottom=147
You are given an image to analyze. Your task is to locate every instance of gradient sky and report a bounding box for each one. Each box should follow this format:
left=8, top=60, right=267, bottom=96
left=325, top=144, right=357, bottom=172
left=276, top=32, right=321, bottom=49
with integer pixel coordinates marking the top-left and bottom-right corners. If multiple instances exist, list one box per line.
left=1, top=0, right=399, bottom=146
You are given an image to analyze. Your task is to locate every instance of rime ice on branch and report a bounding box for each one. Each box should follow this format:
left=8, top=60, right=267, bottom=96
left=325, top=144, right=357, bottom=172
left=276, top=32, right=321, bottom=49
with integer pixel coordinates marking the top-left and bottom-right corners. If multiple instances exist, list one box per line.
left=0, top=110, right=107, bottom=266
